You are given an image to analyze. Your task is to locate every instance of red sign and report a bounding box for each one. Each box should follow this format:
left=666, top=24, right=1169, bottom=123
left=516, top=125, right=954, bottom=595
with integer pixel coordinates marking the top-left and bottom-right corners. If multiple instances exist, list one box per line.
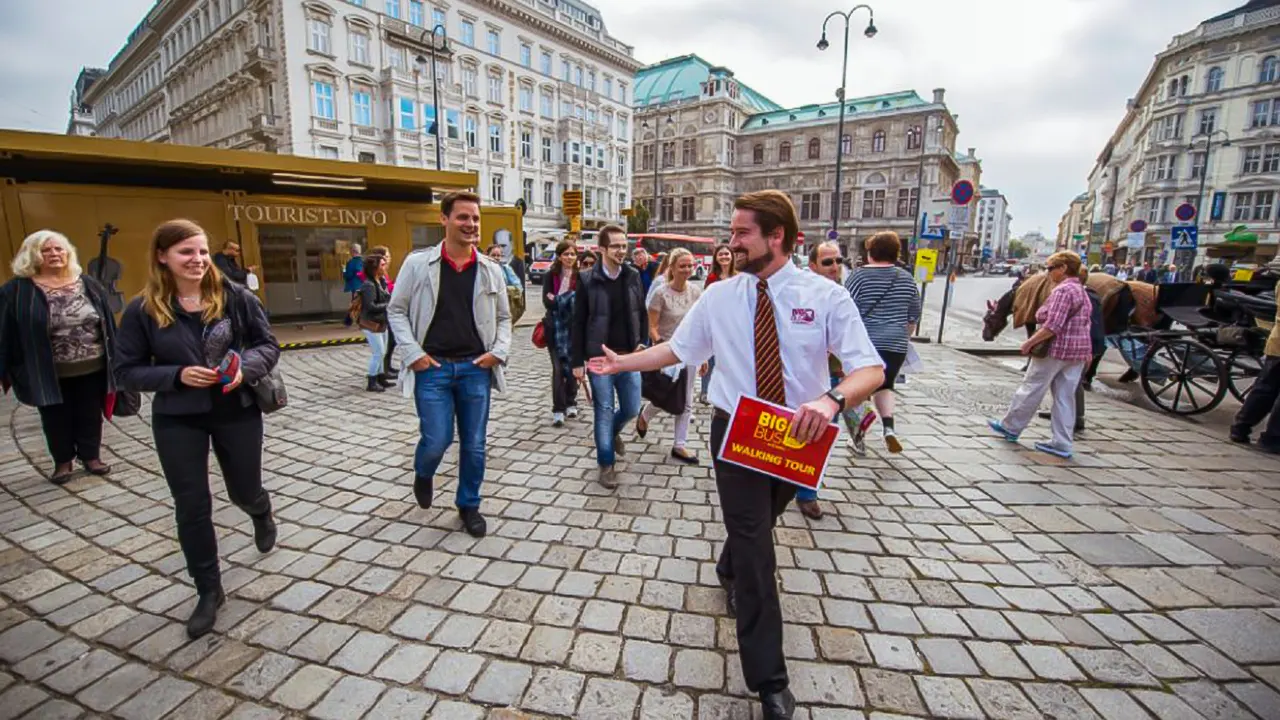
left=717, top=396, right=840, bottom=490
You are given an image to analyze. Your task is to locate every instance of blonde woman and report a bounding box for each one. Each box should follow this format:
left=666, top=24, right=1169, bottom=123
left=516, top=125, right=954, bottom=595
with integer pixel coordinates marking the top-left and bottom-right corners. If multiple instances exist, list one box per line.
left=0, top=231, right=121, bottom=483
left=114, top=219, right=281, bottom=640
left=635, top=248, right=703, bottom=463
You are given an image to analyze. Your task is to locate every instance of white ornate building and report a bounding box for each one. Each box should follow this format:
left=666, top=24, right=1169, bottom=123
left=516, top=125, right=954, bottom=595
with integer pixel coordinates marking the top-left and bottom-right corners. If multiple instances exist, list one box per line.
left=630, top=54, right=982, bottom=260
left=70, top=0, right=641, bottom=233
left=1079, top=0, right=1280, bottom=266
left=976, top=187, right=1012, bottom=260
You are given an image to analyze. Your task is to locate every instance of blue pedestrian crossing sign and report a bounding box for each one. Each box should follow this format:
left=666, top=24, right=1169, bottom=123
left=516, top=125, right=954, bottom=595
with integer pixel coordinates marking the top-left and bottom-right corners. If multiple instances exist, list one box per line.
left=1171, top=224, right=1198, bottom=250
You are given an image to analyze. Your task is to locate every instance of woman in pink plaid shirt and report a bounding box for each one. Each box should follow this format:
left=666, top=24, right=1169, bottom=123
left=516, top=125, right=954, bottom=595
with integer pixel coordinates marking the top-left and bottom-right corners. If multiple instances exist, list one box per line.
left=989, top=251, right=1093, bottom=458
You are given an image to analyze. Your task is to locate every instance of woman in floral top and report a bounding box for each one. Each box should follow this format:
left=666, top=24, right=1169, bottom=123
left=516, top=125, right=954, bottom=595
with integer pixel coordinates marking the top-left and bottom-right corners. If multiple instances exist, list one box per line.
left=0, top=231, right=120, bottom=483
left=989, top=251, right=1093, bottom=459
left=635, top=249, right=703, bottom=464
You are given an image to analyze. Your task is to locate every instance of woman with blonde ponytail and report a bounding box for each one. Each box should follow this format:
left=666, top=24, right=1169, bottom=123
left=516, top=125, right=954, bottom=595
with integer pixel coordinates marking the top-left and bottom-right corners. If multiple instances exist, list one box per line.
left=114, top=219, right=280, bottom=640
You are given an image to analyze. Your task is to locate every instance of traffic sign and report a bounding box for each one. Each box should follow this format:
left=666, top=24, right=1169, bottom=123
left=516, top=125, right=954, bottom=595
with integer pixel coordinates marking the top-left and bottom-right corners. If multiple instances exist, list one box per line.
left=914, top=249, right=938, bottom=283
left=1129, top=219, right=1147, bottom=233
left=562, top=190, right=583, bottom=216
left=947, top=205, right=970, bottom=238
left=826, top=229, right=840, bottom=241
left=951, top=180, right=975, bottom=206
left=1175, top=203, right=1197, bottom=222
left=1171, top=224, right=1198, bottom=250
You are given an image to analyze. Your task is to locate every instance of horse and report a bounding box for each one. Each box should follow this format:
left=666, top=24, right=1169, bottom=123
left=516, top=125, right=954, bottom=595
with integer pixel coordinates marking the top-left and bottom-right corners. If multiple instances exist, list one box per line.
left=982, top=271, right=1156, bottom=342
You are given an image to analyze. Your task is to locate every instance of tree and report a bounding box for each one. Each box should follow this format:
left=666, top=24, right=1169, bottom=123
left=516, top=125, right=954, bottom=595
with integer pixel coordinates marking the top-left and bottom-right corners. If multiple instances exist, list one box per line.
left=626, top=203, right=650, bottom=235
left=1007, top=239, right=1030, bottom=259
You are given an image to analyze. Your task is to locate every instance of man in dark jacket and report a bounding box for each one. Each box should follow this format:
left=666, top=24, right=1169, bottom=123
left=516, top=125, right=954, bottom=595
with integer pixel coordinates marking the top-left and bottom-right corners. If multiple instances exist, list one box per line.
left=631, top=247, right=661, bottom=294
left=572, top=225, right=648, bottom=489
left=213, top=242, right=253, bottom=286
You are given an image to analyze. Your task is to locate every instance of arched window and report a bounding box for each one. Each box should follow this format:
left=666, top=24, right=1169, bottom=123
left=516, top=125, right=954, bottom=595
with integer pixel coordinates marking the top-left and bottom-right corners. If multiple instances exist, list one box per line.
left=779, top=141, right=791, bottom=162
left=872, top=130, right=886, bottom=153
left=906, top=125, right=922, bottom=150
left=1262, top=56, right=1278, bottom=83
left=1206, top=67, right=1224, bottom=93
left=807, top=137, right=820, bottom=159
left=752, top=143, right=763, bottom=164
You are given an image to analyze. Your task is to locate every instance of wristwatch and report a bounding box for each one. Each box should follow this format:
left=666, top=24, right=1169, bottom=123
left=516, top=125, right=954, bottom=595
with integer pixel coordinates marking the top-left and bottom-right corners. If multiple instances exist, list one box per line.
left=824, top=388, right=846, bottom=411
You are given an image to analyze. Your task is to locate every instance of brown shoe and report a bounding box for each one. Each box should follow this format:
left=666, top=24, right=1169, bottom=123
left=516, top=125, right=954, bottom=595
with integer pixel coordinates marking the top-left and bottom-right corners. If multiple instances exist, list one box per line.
left=797, top=499, right=824, bottom=520
left=635, top=406, right=649, bottom=439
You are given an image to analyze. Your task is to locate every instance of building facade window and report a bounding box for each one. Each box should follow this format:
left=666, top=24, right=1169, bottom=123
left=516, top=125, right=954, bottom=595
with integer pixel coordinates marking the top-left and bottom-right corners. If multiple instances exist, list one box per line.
left=840, top=134, right=851, bottom=154
left=384, top=0, right=400, bottom=19
left=584, top=143, right=594, bottom=168
left=618, top=151, right=626, bottom=177
left=490, top=173, right=503, bottom=201
left=463, top=67, right=477, bottom=97
left=488, top=123, right=501, bottom=152
left=641, top=144, right=654, bottom=171
left=1205, top=66, right=1224, bottom=93
left=752, top=144, right=764, bottom=164
left=660, top=197, right=674, bottom=222
left=461, top=21, right=474, bottom=46
left=1265, top=144, right=1280, bottom=173
left=520, top=43, right=531, bottom=67
left=522, top=178, right=533, bottom=204
left=543, top=181, right=554, bottom=207
left=540, top=90, right=553, bottom=118
left=540, top=50, right=552, bottom=75
left=662, top=141, right=675, bottom=167
left=1262, top=56, right=1278, bottom=84
left=779, top=142, right=791, bottom=162
left=800, top=193, right=820, bottom=220
left=541, top=137, right=552, bottom=162
left=1233, top=190, right=1274, bottom=221
left=446, top=109, right=460, bottom=139
left=906, top=125, right=921, bottom=150
left=351, top=31, right=370, bottom=65
left=682, top=139, right=696, bottom=165
left=399, top=97, right=416, bottom=129
left=520, top=130, right=532, bottom=159
left=1251, top=98, right=1280, bottom=127
left=408, top=0, right=423, bottom=25
left=432, top=7, right=445, bottom=27
left=313, top=81, right=335, bottom=119
left=1190, top=152, right=1206, bottom=179
left=465, top=116, right=477, bottom=147
left=1243, top=146, right=1263, bottom=174
left=353, top=91, right=372, bottom=125
left=308, top=18, right=331, bottom=54
left=1197, top=108, right=1217, bottom=136
left=680, top=197, right=695, bottom=221
left=487, top=75, right=502, bottom=103
left=806, top=138, right=820, bottom=159
left=318, top=145, right=339, bottom=159
left=487, top=29, right=500, bottom=55
left=861, top=189, right=885, bottom=218
left=871, top=131, right=886, bottom=152
left=571, top=141, right=580, bottom=164
left=839, top=192, right=852, bottom=220
left=896, top=188, right=919, bottom=217
left=1154, top=113, right=1184, bottom=140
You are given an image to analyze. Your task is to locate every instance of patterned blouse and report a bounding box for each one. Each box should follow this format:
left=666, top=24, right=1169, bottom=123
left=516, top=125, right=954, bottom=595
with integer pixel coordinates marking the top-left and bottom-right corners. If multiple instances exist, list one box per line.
left=1035, top=277, right=1093, bottom=362
left=44, top=279, right=105, bottom=375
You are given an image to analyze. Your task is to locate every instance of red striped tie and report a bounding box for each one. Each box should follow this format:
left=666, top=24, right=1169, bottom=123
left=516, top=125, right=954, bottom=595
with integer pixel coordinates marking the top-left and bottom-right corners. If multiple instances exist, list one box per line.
left=754, top=279, right=786, bottom=406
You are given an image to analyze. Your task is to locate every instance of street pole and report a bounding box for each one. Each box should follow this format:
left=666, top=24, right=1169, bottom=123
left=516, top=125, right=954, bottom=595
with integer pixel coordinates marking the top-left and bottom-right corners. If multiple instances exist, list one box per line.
left=818, top=5, right=877, bottom=253
left=1189, top=130, right=1229, bottom=281
left=417, top=24, right=449, bottom=171
left=1104, top=162, right=1118, bottom=266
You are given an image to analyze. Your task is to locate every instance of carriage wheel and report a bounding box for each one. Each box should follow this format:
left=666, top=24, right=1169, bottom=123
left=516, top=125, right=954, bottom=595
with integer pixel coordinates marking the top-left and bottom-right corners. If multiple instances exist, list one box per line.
left=1140, top=338, right=1228, bottom=416
left=1227, top=349, right=1262, bottom=403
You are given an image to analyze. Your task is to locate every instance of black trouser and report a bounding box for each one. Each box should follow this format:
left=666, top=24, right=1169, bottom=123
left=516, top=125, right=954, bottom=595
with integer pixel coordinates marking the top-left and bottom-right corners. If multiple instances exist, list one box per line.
left=1234, top=356, right=1280, bottom=447
left=153, top=405, right=271, bottom=595
left=383, top=330, right=398, bottom=374
left=710, top=414, right=796, bottom=695
left=1083, top=350, right=1105, bottom=385
left=37, top=370, right=106, bottom=465
left=548, top=344, right=577, bottom=413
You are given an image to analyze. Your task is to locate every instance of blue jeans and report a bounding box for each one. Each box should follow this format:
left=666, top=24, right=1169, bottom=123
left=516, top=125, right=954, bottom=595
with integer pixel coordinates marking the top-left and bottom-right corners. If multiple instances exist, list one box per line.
left=588, top=370, right=642, bottom=467
left=361, top=329, right=386, bottom=376
left=413, top=360, right=492, bottom=509
left=701, top=357, right=716, bottom=394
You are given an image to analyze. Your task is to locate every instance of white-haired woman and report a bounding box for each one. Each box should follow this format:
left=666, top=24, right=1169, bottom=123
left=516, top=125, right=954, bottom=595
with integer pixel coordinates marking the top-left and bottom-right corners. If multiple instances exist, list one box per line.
left=635, top=248, right=703, bottom=463
left=0, top=230, right=121, bottom=483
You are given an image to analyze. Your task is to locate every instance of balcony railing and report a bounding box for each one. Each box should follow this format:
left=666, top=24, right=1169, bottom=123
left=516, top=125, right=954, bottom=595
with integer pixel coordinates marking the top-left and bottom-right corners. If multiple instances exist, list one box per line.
left=311, top=117, right=341, bottom=133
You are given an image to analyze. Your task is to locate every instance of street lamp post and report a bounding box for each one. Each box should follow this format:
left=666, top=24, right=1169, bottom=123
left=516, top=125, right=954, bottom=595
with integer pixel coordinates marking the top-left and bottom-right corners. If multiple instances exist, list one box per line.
left=1187, top=129, right=1231, bottom=279
left=642, top=113, right=673, bottom=231
left=908, top=117, right=942, bottom=266
left=415, top=23, right=450, bottom=172
left=818, top=5, right=877, bottom=251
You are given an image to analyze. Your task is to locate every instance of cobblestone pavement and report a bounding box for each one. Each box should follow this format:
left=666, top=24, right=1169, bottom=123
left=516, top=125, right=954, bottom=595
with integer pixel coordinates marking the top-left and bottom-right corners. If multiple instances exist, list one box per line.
left=2, top=336, right=1280, bottom=720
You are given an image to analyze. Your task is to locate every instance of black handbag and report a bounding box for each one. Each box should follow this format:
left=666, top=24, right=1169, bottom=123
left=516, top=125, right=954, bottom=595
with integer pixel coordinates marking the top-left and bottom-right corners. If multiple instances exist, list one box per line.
left=641, top=367, right=690, bottom=416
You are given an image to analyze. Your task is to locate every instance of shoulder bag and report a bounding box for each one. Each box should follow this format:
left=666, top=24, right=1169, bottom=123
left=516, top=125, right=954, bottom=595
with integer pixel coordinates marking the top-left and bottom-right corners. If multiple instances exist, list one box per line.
left=231, top=288, right=289, bottom=414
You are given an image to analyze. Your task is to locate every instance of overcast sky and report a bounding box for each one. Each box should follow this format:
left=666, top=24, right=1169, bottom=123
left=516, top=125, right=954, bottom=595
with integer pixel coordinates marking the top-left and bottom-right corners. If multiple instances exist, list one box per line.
left=0, top=0, right=1242, bottom=234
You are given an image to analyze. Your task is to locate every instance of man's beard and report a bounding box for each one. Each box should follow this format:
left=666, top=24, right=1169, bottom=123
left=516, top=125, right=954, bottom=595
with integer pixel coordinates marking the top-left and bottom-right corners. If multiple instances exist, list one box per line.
left=735, top=248, right=776, bottom=276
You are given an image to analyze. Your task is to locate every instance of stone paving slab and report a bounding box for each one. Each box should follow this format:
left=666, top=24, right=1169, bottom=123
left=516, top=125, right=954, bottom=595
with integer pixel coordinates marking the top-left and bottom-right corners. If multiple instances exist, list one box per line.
left=0, top=338, right=1278, bottom=719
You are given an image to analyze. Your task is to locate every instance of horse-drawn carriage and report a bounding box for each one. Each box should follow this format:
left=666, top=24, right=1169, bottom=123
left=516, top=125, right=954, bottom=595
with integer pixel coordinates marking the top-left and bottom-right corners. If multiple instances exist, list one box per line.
left=983, top=271, right=1277, bottom=417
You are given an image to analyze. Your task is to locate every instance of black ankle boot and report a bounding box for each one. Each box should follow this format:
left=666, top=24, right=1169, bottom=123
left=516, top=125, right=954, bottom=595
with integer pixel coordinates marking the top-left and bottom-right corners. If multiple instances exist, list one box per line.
left=252, top=512, right=277, bottom=553
left=366, top=376, right=385, bottom=392
left=187, top=589, right=225, bottom=640
left=377, top=373, right=394, bottom=388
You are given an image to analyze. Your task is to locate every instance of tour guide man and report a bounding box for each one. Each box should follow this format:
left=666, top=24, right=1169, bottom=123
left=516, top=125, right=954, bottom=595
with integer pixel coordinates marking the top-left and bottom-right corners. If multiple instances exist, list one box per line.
left=588, top=190, right=884, bottom=719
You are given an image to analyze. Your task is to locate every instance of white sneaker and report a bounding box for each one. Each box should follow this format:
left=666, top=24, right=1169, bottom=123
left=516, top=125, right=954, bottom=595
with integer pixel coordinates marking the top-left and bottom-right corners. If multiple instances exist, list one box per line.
left=566, top=406, right=579, bottom=418
left=552, top=412, right=565, bottom=427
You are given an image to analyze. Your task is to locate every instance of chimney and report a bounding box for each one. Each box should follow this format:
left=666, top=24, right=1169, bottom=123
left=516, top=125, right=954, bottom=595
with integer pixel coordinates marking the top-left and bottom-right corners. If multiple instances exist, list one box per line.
left=932, top=88, right=945, bottom=104
left=967, top=147, right=976, bottom=158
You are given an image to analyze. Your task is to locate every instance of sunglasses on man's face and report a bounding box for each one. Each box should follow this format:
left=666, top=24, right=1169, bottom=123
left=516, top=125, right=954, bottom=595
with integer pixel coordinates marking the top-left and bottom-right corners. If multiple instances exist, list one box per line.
left=819, top=257, right=844, bottom=267
left=1047, top=264, right=1064, bottom=271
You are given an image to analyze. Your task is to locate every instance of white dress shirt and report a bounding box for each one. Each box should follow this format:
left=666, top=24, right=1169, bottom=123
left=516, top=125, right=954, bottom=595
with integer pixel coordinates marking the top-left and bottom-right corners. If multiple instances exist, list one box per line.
left=669, top=261, right=883, bottom=413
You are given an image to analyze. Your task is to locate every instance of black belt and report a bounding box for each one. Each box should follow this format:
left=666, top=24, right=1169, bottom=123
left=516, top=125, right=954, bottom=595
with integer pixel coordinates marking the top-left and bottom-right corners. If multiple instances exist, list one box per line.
left=433, top=355, right=480, bottom=364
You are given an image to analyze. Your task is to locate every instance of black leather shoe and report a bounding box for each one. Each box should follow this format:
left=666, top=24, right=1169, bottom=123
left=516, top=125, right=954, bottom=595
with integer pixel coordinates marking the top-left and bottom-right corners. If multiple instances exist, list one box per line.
left=366, top=376, right=385, bottom=392
left=414, top=475, right=433, bottom=508
left=718, top=573, right=737, bottom=618
left=251, top=512, right=276, bottom=553
left=1118, top=368, right=1139, bottom=383
left=376, top=373, right=394, bottom=388
left=459, top=508, right=487, bottom=538
left=187, top=589, right=225, bottom=640
left=1230, top=428, right=1251, bottom=445
left=760, top=688, right=796, bottom=720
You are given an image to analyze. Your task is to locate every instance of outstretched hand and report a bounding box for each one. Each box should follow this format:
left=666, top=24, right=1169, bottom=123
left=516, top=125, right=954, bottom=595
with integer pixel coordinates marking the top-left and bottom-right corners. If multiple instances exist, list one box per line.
left=585, top=346, right=621, bottom=376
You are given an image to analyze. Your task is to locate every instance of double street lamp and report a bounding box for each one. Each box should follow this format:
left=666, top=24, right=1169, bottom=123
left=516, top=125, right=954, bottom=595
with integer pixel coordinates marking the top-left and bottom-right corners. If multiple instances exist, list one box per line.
left=1185, top=129, right=1231, bottom=279
left=642, top=113, right=674, bottom=231
left=414, top=23, right=450, bottom=171
left=818, top=5, right=877, bottom=245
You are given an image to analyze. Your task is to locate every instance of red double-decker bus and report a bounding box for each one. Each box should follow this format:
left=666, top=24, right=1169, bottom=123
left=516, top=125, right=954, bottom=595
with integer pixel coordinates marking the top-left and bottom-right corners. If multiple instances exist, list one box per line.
left=629, top=233, right=717, bottom=279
